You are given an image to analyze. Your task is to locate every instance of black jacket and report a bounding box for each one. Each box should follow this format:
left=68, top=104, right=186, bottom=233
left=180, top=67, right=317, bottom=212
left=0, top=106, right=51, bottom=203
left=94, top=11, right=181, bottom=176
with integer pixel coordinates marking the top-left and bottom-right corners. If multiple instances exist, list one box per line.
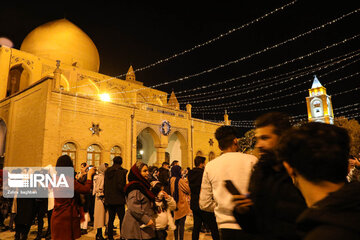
left=234, top=154, right=307, bottom=240
left=104, top=164, right=128, bottom=205
left=187, top=167, right=204, bottom=211
left=297, top=181, right=360, bottom=240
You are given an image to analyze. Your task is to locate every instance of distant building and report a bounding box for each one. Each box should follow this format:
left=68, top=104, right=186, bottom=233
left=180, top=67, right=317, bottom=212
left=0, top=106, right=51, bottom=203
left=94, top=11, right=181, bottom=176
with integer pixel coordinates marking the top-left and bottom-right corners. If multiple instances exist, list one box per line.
left=0, top=19, right=225, bottom=170
left=306, top=75, right=334, bottom=124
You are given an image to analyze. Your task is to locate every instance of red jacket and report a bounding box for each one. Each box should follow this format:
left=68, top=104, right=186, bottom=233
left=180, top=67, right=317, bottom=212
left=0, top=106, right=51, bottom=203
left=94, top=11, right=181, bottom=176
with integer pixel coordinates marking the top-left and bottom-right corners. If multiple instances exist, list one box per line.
left=51, top=179, right=92, bottom=240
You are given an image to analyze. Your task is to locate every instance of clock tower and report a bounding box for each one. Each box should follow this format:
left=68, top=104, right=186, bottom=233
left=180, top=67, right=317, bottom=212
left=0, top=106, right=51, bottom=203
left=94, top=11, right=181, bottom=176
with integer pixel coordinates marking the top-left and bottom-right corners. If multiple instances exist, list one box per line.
left=306, top=75, right=334, bottom=124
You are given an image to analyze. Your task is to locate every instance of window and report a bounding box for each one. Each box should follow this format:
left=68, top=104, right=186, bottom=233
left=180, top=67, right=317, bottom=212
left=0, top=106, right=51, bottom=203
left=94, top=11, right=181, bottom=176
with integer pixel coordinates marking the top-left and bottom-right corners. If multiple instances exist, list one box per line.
left=110, top=145, right=121, bottom=161
left=62, top=142, right=76, bottom=164
left=87, top=144, right=101, bottom=167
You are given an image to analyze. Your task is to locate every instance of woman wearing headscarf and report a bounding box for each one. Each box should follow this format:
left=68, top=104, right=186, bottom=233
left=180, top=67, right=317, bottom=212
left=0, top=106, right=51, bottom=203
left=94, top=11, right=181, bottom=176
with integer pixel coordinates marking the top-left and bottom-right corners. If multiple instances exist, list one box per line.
left=170, top=165, right=191, bottom=240
left=93, top=163, right=108, bottom=240
left=121, top=161, right=157, bottom=240
left=51, top=155, right=96, bottom=240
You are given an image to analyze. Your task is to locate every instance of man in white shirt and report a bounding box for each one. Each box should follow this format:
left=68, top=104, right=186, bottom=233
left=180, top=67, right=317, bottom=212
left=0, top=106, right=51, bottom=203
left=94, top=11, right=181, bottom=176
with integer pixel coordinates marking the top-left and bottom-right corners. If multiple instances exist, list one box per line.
left=199, top=125, right=257, bottom=240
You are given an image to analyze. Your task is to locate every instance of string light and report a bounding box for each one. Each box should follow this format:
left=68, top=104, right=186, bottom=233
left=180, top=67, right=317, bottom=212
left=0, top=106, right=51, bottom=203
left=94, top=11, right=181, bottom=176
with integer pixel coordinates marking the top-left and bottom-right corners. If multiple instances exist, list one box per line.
left=192, top=86, right=360, bottom=115
left=71, top=0, right=298, bottom=90
left=112, top=47, right=359, bottom=103
left=146, top=8, right=360, bottom=90
left=176, top=37, right=360, bottom=100
left=77, top=7, right=360, bottom=94
left=209, top=103, right=360, bottom=124
left=189, top=57, right=360, bottom=107
left=113, top=0, right=299, bottom=77
left=190, top=55, right=360, bottom=108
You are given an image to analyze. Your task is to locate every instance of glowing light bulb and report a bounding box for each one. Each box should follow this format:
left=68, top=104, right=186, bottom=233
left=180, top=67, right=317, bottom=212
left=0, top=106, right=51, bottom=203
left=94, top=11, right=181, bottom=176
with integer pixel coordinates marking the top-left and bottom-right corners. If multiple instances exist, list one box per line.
left=100, top=93, right=111, bottom=102
left=140, top=150, right=144, bottom=155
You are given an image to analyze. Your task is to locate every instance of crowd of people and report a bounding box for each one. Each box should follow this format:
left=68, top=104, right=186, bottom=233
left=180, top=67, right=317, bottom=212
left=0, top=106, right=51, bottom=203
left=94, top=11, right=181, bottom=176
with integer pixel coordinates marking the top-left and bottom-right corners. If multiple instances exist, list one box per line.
left=0, top=111, right=359, bottom=240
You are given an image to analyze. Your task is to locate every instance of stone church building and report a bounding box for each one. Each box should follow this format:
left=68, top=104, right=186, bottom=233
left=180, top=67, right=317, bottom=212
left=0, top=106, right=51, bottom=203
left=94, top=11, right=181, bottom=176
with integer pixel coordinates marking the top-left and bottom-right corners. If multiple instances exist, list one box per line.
left=0, top=19, right=227, bottom=170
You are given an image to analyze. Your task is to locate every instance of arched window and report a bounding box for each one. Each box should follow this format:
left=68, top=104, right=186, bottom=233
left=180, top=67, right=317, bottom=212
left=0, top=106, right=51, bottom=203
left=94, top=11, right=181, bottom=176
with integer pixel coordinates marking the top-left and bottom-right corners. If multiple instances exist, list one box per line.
left=110, top=145, right=122, bottom=161
left=209, top=151, right=216, bottom=161
left=62, top=142, right=76, bottom=164
left=87, top=144, right=101, bottom=167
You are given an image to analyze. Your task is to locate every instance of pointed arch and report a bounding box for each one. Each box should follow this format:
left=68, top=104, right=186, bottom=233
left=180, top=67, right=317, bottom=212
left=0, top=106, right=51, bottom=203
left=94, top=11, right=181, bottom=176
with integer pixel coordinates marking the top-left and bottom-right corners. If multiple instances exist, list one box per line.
left=6, top=63, right=32, bottom=96
left=76, top=78, right=100, bottom=96
left=166, top=131, right=188, bottom=167
left=137, top=93, right=147, bottom=103
left=136, top=127, right=161, bottom=165
left=108, top=87, right=128, bottom=103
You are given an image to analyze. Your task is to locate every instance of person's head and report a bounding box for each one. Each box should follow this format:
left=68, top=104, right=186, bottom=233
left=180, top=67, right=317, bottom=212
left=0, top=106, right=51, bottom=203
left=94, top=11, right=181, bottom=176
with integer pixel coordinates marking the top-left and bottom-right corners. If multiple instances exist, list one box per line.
left=113, top=156, right=123, bottom=165
left=277, top=122, right=350, bottom=190
left=98, top=163, right=107, bottom=174
left=56, top=155, right=74, bottom=174
left=170, top=160, right=179, bottom=167
left=148, top=166, right=159, bottom=177
left=151, top=181, right=164, bottom=198
left=162, top=162, right=170, bottom=169
left=80, top=162, right=88, bottom=173
left=255, top=112, right=291, bottom=156
left=135, top=161, right=149, bottom=180
left=194, top=156, right=206, bottom=169
left=215, top=125, right=239, bottom=152
left=171, top=165, right=182, bottom=178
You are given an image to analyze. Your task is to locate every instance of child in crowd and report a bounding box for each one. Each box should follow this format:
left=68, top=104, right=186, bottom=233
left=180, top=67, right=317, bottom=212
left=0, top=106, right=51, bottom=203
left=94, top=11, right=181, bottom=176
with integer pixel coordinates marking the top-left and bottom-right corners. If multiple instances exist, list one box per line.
left=151, top=181, right=176, bottom=240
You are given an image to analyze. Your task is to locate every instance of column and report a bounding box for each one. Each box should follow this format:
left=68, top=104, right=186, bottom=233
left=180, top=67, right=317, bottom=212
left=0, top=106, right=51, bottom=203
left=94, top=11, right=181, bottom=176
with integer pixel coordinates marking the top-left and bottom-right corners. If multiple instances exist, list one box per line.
left=156, top=147, right=166, bottom=167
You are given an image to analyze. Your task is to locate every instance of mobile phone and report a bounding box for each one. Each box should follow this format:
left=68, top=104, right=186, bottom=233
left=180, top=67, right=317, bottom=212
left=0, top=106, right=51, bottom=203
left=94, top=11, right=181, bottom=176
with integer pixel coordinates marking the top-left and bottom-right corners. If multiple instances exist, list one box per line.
left=224, top=180, right=241, bottom=195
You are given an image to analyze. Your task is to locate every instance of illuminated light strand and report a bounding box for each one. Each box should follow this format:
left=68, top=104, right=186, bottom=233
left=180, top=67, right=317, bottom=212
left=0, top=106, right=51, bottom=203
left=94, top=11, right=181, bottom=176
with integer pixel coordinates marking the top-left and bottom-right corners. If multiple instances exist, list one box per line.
left=146, top=8, right=360, bottom=90
left=192, top=86, right=360, bottom=115
left=215, top=103, right=360, bottom=124
left=186, top=49, right=360, bottom=104
left=190, top=57, right=360, bottom=107
left=110, top=49, right=360, bottom=103
left=113, top=1, right=299, bottom=76
left=71, top=1, right=298, bottom=90
left=83, top=8, right=360, bottom=95
left=174, top=38, right=360, bottom=99
left=190, top=55, right=360, bottom=108
left=191, top=66, right=360, bottom=111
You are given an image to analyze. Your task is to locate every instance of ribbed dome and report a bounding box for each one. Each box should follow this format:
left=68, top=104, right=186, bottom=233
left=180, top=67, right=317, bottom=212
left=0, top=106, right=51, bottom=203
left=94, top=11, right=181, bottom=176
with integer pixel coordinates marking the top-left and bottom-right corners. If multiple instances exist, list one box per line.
left=20, top=19, right=100, bottom=72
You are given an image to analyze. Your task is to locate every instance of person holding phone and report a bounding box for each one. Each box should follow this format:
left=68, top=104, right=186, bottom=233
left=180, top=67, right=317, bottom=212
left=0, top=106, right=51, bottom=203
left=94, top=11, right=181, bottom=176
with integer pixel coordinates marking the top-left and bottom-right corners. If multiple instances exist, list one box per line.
left=199, top=126, right=257, bottom=240
left=233, top=112, right=306, bottom=240
left=51, top=155, right=96, bottom=240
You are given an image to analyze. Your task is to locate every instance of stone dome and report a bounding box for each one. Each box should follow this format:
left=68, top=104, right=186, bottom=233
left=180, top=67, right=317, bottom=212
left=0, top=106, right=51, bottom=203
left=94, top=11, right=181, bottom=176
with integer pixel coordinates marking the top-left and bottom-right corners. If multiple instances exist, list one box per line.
left=20, top=19, right=100, bottom=72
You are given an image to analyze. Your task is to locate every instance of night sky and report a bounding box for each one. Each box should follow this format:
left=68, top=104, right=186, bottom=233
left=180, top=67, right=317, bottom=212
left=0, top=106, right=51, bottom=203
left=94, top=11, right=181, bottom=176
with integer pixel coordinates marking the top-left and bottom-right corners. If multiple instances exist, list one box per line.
left=1, top=1, right=359, bottom=134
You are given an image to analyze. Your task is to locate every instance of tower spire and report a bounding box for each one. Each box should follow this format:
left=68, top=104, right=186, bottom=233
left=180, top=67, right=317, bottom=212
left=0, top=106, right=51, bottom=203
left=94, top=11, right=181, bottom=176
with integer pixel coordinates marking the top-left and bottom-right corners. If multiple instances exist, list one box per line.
left=311, top=75, right=323, bottom=89
left=168, top=91, right=180, bottom=109
left=126, top=65, right=136, bottom=81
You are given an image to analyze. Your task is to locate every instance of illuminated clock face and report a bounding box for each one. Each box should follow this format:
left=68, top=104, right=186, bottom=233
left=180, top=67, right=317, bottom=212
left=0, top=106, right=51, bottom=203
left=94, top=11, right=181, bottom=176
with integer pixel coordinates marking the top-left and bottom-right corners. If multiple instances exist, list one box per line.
left=311, top=99, right=324, bottom=117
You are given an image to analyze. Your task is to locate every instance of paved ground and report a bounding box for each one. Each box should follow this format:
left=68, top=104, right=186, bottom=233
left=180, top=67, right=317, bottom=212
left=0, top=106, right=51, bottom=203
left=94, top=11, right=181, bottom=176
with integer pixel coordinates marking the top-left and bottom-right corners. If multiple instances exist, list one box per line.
left=1, top=214, right=213, bottom=239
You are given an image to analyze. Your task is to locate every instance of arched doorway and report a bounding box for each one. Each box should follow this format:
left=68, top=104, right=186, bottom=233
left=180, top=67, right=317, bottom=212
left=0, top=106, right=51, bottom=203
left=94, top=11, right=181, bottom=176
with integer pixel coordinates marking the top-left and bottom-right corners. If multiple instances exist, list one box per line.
left=166, top=131, right=188, bottom=167
left=0, top=119, right=6, bottom=166
left=6, top=64, right=31, bottom=97
left=137, top=127, right=160, bottom=165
